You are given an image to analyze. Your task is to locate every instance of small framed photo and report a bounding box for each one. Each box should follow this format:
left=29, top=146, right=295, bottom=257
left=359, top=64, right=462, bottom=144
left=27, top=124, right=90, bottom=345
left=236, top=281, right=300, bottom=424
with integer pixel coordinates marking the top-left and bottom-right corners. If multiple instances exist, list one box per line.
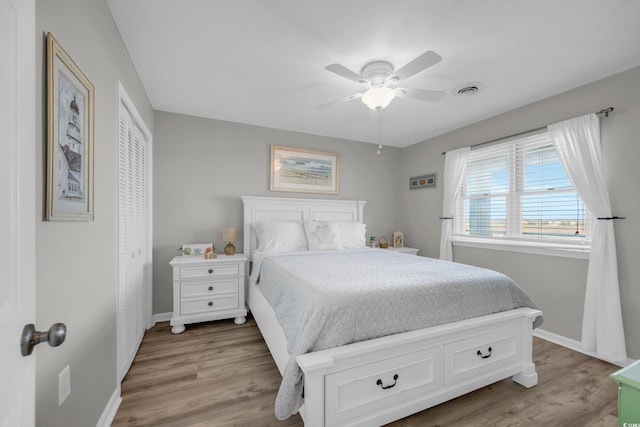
left=270, top=145, right=339, bottom=194
left=410, top=173, right=437, bottom=190
left=46, top=33, right=95, bottom=221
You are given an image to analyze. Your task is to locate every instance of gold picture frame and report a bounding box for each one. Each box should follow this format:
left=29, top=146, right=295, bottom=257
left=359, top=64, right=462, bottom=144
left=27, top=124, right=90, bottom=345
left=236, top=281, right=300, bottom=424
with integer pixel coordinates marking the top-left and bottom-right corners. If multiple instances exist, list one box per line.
left=46, top=33, right=95, bottom=221
left=270, top=145, right=339, bottom=194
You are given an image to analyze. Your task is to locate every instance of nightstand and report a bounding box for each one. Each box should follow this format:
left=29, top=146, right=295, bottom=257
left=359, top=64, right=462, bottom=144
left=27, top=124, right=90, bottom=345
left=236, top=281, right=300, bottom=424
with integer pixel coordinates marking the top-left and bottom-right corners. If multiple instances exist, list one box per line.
left=387, top=247, right=420, bottom=256
left=169, top=254, right=247, bottom=334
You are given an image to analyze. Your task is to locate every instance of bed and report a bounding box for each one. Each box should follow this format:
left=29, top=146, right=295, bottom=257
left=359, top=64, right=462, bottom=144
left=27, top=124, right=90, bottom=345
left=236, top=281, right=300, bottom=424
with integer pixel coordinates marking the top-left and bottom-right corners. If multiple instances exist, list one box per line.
left=242, top=196, right=542, bottom=427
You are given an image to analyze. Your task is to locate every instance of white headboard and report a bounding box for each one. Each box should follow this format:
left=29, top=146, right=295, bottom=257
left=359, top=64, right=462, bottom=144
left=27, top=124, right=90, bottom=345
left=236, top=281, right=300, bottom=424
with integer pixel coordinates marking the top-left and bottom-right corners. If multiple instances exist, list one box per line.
left=241, top=196, right=366, bottom=260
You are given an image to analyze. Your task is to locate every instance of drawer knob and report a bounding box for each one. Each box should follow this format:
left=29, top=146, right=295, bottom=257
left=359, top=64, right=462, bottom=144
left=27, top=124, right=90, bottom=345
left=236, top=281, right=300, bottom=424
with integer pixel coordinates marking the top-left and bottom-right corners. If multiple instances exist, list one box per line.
left=477, top=347, right=492, bottom=359
left=208, top=301, right=213, bottom=307
left=208, top=286, right=213, bottom=291
left=376, top=374, right=398, bottom=390
left=208, top=269, right=213, bottom=274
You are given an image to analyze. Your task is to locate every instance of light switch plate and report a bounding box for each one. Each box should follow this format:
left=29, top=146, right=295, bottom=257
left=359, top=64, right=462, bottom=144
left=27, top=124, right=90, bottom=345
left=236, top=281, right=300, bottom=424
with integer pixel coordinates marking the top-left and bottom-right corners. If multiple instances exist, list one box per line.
left=58, top=365, right=70, bottom=405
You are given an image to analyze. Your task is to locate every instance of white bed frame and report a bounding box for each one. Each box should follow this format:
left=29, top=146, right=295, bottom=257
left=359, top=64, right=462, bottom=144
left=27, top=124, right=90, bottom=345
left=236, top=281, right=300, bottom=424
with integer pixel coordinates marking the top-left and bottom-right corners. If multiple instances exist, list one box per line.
left=242, top=196, right=541, bottom=427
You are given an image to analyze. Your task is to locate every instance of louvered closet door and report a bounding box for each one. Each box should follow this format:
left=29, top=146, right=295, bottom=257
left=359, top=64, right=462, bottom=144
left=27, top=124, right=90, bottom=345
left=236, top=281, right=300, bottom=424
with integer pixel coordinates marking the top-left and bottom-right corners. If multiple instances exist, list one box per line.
left=118, top=99, right=148, bottom=381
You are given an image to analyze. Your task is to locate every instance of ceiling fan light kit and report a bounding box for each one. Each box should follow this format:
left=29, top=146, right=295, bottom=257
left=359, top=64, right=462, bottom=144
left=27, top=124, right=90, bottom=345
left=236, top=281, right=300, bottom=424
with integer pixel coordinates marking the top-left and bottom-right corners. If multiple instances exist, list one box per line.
left=361, top=86, right=396, bottom=110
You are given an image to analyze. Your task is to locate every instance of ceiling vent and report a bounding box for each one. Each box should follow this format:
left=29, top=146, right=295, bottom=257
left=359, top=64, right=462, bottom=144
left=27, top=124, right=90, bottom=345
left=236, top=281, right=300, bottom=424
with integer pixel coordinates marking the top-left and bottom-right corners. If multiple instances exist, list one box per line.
left=453, top=82, right=484, bottom=96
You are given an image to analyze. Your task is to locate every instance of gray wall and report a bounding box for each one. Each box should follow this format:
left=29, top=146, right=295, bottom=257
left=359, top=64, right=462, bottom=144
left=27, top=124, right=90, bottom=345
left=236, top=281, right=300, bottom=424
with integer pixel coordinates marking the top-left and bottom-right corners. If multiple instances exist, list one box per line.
left=35, top=1, right=153, bottom=426
left=153, top=112, right=402, bottom=313
left=398, top=66, right=640, bottom=359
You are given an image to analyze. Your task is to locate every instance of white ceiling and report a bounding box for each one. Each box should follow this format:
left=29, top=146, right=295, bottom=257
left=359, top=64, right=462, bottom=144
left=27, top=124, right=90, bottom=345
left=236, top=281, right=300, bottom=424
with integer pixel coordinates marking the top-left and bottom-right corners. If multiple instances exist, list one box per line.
left=106, top=0, right=640, bottom=148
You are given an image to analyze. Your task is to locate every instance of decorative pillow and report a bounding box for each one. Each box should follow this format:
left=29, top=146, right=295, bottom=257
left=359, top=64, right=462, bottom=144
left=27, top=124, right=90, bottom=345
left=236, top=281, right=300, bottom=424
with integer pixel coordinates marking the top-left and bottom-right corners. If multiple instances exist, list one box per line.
left=336, top=221, right=367, bottom=249
left=303, top=221, right=343, bottom=251
left=254, top=221, right=308, bottom=252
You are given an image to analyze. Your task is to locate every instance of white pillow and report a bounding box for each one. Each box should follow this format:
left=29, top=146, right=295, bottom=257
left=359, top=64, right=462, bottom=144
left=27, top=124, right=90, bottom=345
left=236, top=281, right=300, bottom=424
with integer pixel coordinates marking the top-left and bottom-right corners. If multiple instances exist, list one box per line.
left=303, top=221, right=342, bottom=251
left=336, top=221, right=367, bottom=248
left=254, top=221, right=308, bottom=252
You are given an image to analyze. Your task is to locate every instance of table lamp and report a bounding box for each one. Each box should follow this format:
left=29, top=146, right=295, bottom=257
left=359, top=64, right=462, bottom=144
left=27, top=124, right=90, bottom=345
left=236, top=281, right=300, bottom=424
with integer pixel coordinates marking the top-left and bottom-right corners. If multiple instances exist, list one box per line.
left=222, top=227, right=238, bottom=255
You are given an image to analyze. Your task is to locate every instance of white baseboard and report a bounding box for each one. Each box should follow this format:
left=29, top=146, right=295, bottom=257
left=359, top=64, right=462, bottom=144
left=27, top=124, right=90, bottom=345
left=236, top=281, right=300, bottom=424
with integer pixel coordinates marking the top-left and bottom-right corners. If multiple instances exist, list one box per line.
left=533, top=328, right=634, bottom=367
left=152, top=311, right=172, bottom=325
left=96, top=386, right=121, bottom=427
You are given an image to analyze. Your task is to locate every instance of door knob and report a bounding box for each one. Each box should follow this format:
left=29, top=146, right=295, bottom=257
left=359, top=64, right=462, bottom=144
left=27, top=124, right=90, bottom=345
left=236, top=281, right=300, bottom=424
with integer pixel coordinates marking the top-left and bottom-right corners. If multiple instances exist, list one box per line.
left=20, top=323, right=67, bottom=356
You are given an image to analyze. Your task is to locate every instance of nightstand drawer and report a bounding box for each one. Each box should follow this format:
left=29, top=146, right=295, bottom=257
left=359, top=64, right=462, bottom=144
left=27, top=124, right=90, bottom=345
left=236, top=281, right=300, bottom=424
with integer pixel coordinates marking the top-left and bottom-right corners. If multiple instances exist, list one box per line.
left=181, top=278, right=238, bottom=298
left=180, top=264, right=239, bottom=279
left=181, top=294, right=239, bottom=315
left=444, top=326, right=521, bottom=386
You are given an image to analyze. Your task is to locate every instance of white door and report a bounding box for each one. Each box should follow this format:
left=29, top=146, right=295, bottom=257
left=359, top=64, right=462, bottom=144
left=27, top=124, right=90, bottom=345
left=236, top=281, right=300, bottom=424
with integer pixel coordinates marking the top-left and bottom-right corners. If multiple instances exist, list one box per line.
left=0, top=1, right=36, bottom=426
left=117, top=84, right=152, bottom=382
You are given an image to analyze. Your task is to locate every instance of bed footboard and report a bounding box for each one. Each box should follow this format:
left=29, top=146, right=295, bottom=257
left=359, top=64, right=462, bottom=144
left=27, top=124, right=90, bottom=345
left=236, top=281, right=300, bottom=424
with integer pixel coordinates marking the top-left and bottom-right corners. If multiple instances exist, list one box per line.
left=297, top=308, right=541, bottom=427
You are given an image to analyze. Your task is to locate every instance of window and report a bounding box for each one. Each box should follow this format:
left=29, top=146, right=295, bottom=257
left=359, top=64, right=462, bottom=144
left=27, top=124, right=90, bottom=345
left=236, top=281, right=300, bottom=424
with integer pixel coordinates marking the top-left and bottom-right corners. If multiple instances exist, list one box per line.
left=454, top=131, right=593, bottom=252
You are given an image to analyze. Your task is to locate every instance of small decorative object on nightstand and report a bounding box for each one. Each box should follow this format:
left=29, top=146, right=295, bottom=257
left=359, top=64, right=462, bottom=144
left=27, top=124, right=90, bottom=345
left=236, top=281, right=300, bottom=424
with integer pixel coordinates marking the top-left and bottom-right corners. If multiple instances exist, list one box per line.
left=392, top=229, right=404, bottom=247
left=182, top=243, right=214, bottom=257
left=222, top=227, right=238, bottom=255
left=169, top=253, right=247, bottom=334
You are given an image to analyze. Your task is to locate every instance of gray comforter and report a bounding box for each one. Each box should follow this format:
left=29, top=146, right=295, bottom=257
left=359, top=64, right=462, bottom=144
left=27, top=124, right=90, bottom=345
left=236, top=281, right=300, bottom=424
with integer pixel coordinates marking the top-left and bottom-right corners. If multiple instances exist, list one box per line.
left=252, top=249, right=542, bottom=420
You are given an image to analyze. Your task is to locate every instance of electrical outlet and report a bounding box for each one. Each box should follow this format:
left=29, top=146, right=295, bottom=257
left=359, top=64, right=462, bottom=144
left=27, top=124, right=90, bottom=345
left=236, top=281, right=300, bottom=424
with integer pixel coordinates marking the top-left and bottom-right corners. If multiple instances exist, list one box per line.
left=58, top=365, right=70, bottom=406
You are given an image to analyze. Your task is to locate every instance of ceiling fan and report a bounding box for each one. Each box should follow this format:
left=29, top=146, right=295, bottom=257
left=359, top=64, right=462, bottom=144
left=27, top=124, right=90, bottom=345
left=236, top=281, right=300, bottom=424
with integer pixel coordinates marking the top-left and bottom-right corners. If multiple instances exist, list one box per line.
left=316, top=50, right=445, bottom=111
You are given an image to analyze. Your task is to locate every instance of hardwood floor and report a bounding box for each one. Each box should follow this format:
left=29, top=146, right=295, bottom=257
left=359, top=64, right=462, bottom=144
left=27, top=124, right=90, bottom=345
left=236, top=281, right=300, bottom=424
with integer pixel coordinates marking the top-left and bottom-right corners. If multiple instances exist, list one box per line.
left=112, top=317, right=619, bottom=427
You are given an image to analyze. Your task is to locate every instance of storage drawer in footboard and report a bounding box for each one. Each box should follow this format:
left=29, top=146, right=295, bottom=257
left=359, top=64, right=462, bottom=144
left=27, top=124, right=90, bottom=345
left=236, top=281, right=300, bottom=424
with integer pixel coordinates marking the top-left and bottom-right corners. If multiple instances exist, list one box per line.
left=443, top=326, right=522, bottom=386
left=324, top=346, right=441, bottom=426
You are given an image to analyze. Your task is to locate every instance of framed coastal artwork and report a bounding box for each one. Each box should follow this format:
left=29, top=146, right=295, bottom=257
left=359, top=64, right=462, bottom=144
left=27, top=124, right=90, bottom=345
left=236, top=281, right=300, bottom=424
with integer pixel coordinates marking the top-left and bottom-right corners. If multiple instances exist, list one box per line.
left=46, top=32, right=95, bottom=221
left=270, top=145, right=339, bottom=194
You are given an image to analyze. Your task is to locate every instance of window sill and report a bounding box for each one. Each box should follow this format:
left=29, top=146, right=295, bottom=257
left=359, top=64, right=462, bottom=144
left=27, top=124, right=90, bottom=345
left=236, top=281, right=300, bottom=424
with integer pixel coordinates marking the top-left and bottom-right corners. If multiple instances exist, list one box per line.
left=452, top=237, right=590, bottom=260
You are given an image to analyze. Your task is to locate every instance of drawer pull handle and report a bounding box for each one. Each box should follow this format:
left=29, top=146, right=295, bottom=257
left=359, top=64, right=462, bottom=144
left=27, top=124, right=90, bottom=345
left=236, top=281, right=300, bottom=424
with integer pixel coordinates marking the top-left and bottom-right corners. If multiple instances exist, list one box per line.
left=208, top=269, right=213, bottom=274
left=208, top=286, right=213, bottom=291
left=477, top=347, right=492, bottom=359
left=208, top=301, right=213, bottom=307
left=376, top=374, right=399, bottom=390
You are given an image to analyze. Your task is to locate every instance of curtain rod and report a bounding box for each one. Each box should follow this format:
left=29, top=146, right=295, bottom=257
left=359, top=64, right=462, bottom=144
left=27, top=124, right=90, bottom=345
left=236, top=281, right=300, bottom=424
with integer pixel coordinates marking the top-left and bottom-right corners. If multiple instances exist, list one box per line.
left=441, top=107, right=614, bottom=156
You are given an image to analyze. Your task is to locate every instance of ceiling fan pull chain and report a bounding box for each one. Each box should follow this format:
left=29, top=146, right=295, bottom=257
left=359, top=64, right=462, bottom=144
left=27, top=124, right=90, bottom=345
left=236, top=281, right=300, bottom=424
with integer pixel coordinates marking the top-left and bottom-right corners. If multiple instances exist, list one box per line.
left=377, top=109, right=383, bottom=155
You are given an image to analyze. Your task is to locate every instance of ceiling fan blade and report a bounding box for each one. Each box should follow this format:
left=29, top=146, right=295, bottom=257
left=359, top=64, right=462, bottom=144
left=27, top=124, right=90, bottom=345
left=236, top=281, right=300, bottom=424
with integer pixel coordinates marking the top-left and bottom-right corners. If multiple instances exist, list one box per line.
left=395, top=87, right=445, bottom=102
left=325, top=64, right=369, bottom=85
left=314, top=93, right=363, bottom=110
left=392, top=50, right=442, bottom=82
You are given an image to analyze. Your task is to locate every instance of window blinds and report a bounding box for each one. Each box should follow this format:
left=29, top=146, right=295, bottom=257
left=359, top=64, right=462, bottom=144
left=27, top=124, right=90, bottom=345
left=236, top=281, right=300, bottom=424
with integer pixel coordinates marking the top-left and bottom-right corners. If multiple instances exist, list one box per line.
left=457, top=131, right=592, bottom=241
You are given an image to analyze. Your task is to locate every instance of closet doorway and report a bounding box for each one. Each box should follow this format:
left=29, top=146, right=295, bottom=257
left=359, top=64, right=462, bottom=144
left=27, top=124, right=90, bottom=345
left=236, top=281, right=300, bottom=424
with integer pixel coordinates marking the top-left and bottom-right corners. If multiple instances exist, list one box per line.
left=117, top=82, right=153, bottom=382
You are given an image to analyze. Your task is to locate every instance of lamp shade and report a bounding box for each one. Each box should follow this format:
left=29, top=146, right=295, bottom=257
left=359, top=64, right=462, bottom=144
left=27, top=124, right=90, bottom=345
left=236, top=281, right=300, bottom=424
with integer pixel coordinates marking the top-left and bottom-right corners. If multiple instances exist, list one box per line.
left=222, top=227, right=238, bottom=242
left=361, top=87, right=396, bottom=110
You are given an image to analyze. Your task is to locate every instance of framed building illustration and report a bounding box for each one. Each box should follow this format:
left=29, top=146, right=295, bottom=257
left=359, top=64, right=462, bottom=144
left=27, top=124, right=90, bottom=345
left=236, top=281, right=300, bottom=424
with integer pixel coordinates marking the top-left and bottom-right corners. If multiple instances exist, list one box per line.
left=46, top=33, right=95, bottom=221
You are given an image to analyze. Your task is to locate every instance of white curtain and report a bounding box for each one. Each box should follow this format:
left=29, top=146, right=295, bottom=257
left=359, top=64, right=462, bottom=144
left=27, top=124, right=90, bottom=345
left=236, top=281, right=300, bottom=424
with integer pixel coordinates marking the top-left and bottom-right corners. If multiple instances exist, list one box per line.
left=439, top=147, right=470, bottom=261
left=548, top=113, right=627, bottom=365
